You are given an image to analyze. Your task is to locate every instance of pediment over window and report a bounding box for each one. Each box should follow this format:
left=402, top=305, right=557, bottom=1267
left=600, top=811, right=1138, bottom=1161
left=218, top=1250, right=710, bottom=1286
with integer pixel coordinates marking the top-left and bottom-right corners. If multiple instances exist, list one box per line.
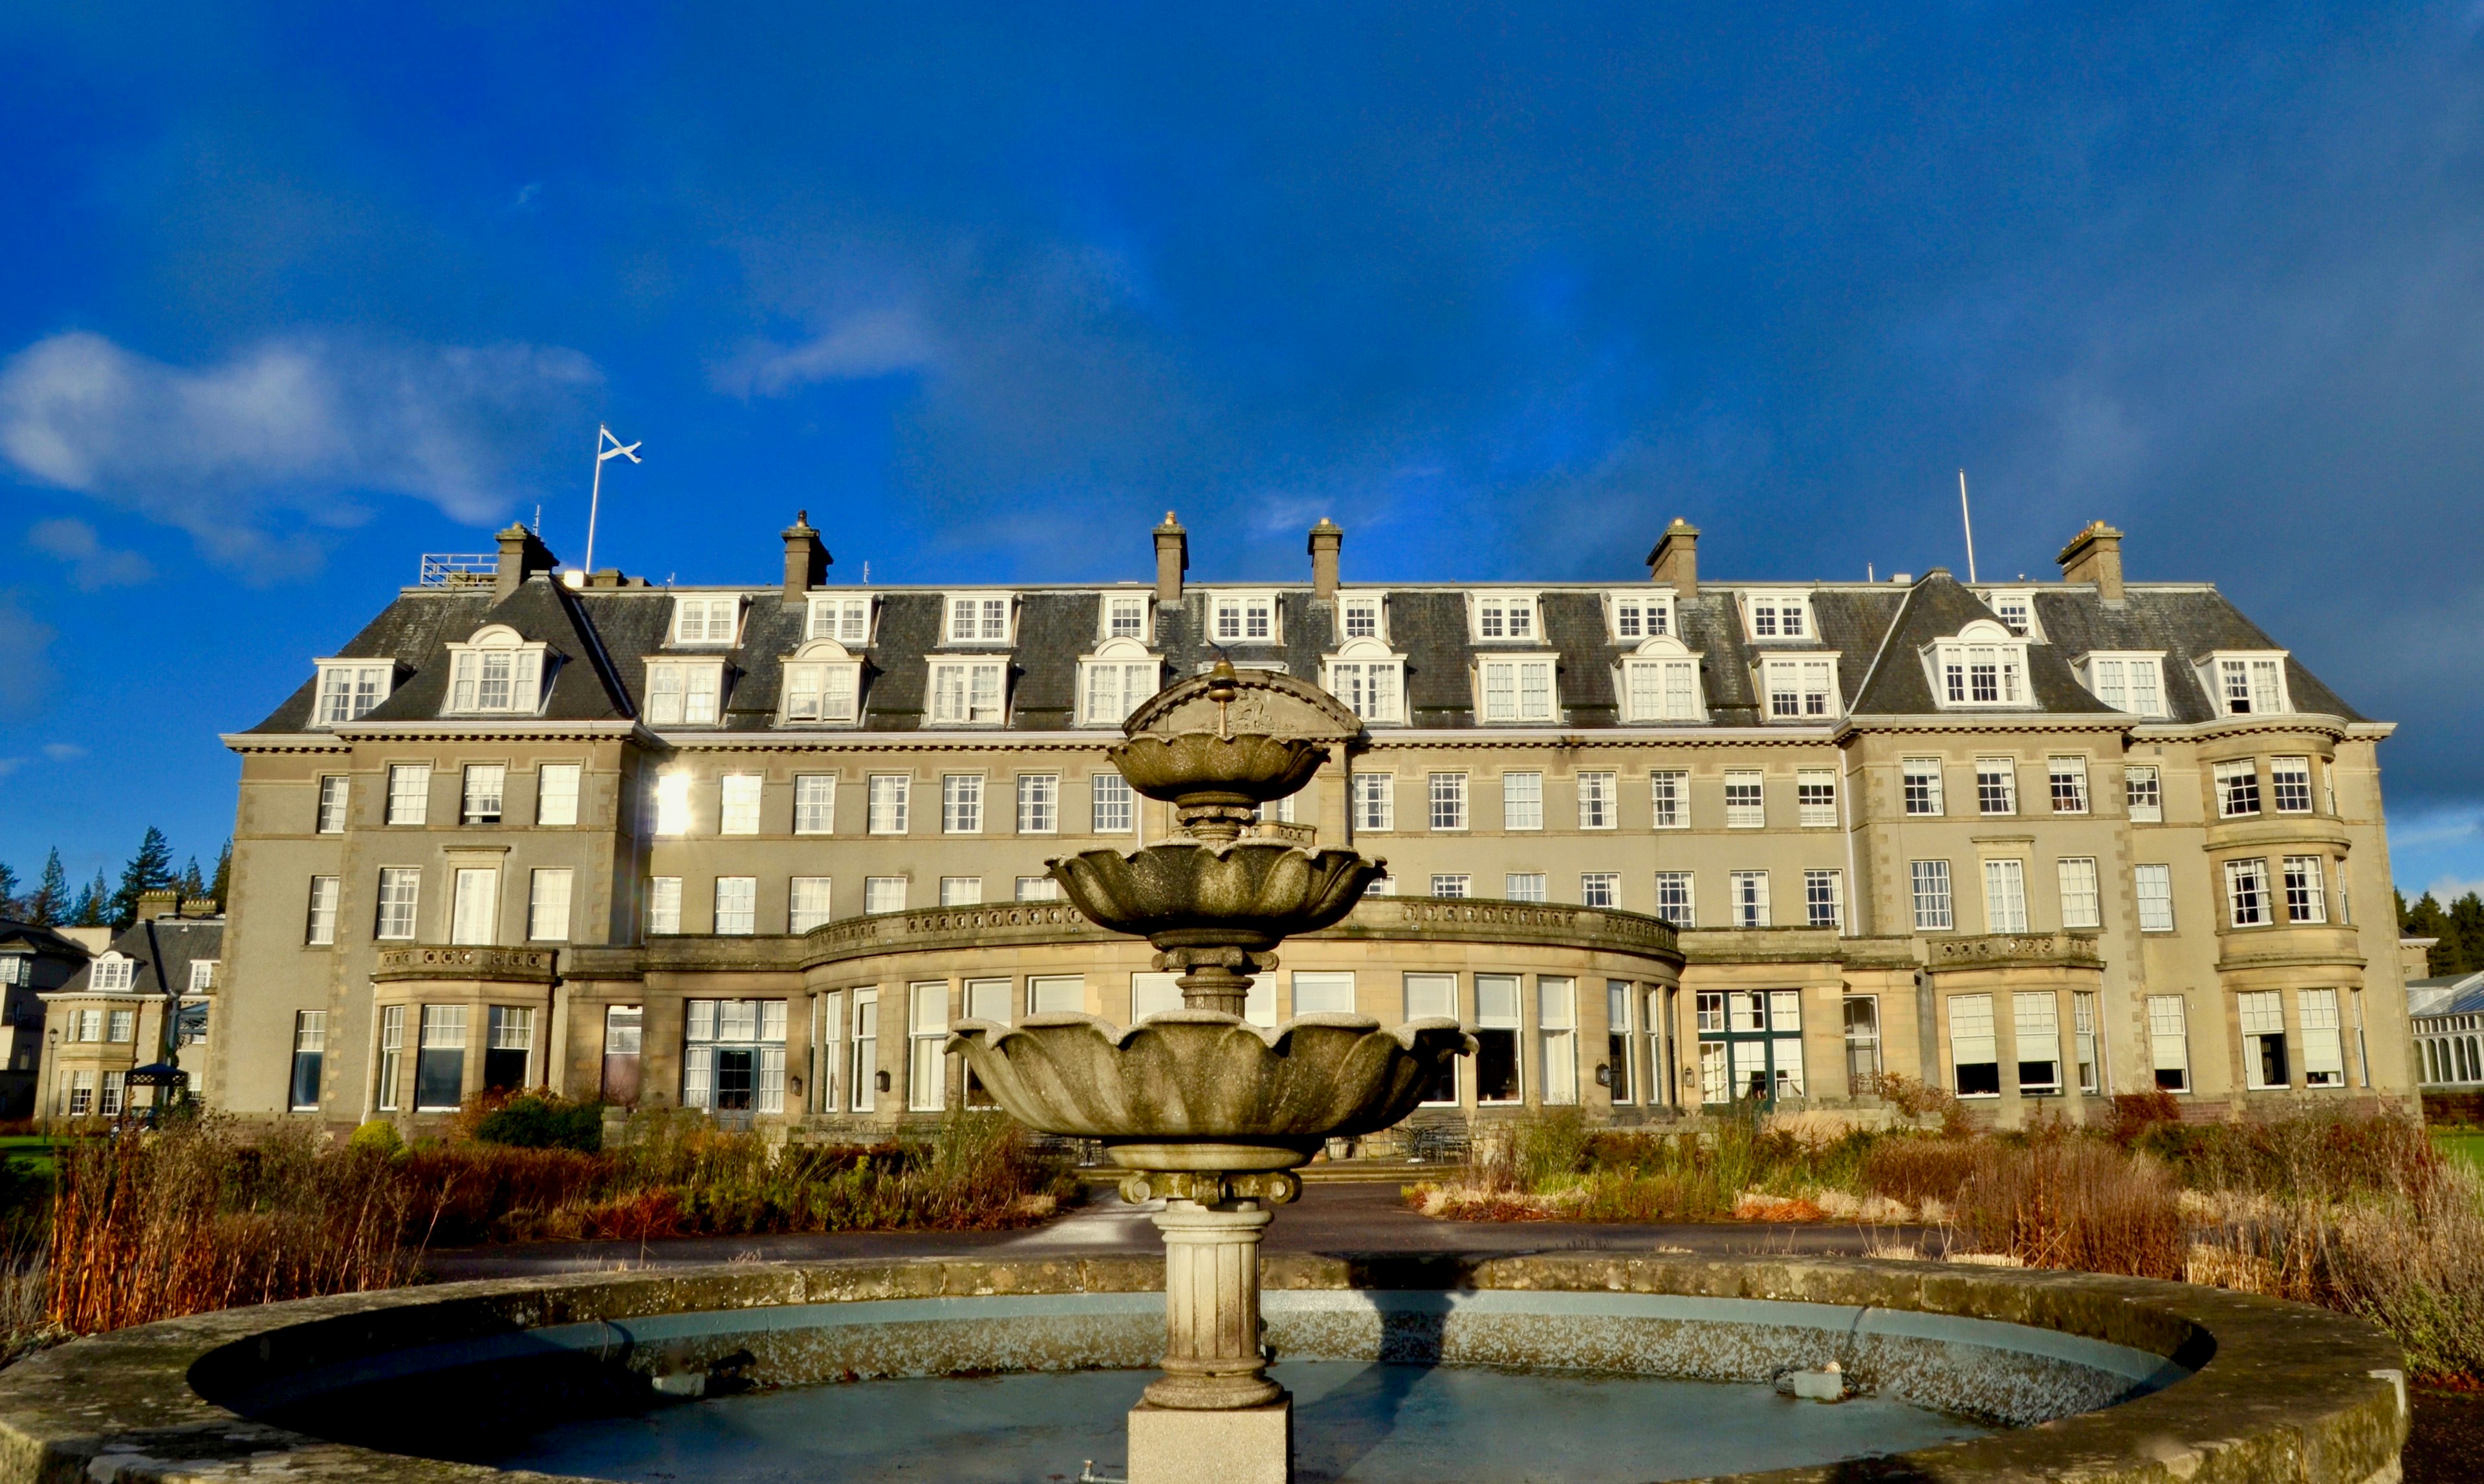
left=1080, top=637, right=1164, bottom=725
left=791, top=638, right=856, bottom=664
left=443, top=626, right=554, bottom=716
left=1322, top=637, right=1406, bottom=725
left=1951, top=618, right=2015, bottom=645
left=781, top=639, right=864, bottom=725
left=1631, top=633, right=1695, bottom=660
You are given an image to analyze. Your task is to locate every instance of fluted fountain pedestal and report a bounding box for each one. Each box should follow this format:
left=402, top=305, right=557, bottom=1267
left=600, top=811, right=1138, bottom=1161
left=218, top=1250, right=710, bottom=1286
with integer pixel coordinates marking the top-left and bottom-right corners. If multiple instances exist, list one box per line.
left=1127, top=1188, right=1292, bottom=1484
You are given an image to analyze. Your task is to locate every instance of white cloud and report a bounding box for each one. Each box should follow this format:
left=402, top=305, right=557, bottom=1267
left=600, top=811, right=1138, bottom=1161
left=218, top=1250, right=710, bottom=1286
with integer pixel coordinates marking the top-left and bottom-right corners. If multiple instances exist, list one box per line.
left=0, top=331, right=600, bottom=576
left=40, top=743, right=83, bottom=761
left=27, top=518, right=151, bottom=589
left=2428, top=875, right=2484, bottom=902
left=0, top=759, right=23, bottom=780
left=712, top=308, right=941, bottom=397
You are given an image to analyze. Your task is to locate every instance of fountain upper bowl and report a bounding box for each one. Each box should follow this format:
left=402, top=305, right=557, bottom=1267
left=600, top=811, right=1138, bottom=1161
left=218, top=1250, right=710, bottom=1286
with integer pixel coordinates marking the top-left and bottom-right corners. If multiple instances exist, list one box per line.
left=1106, top=732, right=1330, bottom=808
left=1049, top=840, right=1380, bottom=951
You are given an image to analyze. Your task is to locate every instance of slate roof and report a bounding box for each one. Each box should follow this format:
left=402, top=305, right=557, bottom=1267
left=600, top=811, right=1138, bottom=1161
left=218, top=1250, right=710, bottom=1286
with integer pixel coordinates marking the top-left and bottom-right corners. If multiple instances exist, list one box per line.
left=0, top=922, right=89, bottom=961
left=56, top=917, right=223, bottom=998
left=245, top=564, right=2370, bottom=736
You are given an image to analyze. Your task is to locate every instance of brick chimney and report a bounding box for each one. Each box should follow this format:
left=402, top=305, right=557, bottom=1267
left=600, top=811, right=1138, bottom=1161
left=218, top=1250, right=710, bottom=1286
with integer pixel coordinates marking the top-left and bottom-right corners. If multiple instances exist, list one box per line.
left=781, top=510, right=831, bottom=602
left=137, top=888, right=179, bottom=922
left=1154, top=512, right=1189, bottom=606
left=2056, top=521, right=2125, bottom=606
left=1646, top=518, right=1699, bottom=601
left=494, top=524, right=558, bottom=601
left=1307, top=518, right=1344, bottom=600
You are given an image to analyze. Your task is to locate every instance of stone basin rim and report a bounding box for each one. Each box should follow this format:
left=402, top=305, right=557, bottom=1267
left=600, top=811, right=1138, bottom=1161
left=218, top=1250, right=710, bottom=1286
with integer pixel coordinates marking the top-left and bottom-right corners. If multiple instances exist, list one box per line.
left=944, top=1009, right=1465, bottom=1054
left=0, top=1252, right=2406, bottom=1484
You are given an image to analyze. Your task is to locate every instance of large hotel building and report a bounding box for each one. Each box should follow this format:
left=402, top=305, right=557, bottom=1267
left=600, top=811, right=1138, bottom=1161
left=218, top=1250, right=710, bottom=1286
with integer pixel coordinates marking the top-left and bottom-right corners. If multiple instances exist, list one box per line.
left=201, top=512, right=2415, bottom=1136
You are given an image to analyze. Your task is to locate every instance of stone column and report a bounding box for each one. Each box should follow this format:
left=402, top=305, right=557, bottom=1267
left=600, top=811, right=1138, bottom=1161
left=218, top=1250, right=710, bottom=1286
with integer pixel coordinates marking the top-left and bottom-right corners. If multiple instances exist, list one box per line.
left=1124, top=1173, right=1296, bottom=1484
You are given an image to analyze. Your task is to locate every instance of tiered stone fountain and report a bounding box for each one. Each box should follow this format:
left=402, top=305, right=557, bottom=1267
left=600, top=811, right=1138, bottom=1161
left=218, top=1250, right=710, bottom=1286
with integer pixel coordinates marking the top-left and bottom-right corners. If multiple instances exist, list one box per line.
left=950, top=662, right=1471, bottom=1483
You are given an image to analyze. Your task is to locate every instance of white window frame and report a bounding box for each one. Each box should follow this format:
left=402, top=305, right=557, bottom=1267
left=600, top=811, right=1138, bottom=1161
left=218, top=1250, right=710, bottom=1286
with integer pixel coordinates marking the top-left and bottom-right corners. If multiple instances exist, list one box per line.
left=1728, top=869, right=1770, bottom=928
left=1655, top=871, right=1695, bottom=928
left=670, top=595, right=743, bottom=646
left=1902, top=758, right=1945, bottom=816
left=2014, top=991, right=2061, bottom=1094
left=450, top=866, right=499, bottom=945
left=2057, top=857, right=2101, bottom=930
left=1796, top=770, right=1837, bottom=828
left=1618, top=636, right=1705, bottom=723
left=316, top=774, right=349, bottom=833
left=1650, top=769, right=1688, bottom=829
left=1210, top=590, right=1280, bottom=644
left=1723, top=770, right=1765, bottom=829
left=942, top=774, right=985, bottom=835
left=926, top=659, right=1008, bottom=726
left=1580, top=873, right=1620, bottom=908
left=2239, top=990, right=2288, bottom=1090
left=461, top=763, right=507, bottom=825
left=1757, top=654, right=1840, bottom=721
left=1092, top=772, right=1135, bottom=833
left=867, top=774, right=911, bottom=835
left=2048, top=757, right=2090, bottom=815
left=2271, top=756, right=2315, bottom=814
left=1910, top=860, right=1953, bottom=931
left=305, top=875, right=341, bottom=945
left=528, top=868, right=572, bottom=942
left=805, top=594, right=875, bottom=646
left=1468, top=591, right=1542, bottom=642
left=790, top=877, right=834, bottom=933
left=1080, top=638, right=1162, bottom=726
left=376, top=867, right=420, bottom=941
left=1576, top=771, right=1617, bottom=830
left=719, top=773, right=763, bottom=836
left=1428, top=772, right=1468, bottom=832
left=1979, top=589, right=2043, bottom=640
left=1926, top=621, right=2032, bottom=710
left=1538, top=977, right=1579, bottom=1105
left=536, top=763, right=582, bottom=827
left=942, top=593, right=1016, bottom=646
left=1803, top=868, right=1844, bottom=930
left=2225, top=857, right=2272, bottom=928
left=644, top=660, right=726, bottom=725
left=1950, top=992, right=1998, bottom=1098
left=386, top=763, right=431, bottom=825
left=713, top=876, right=757, bottom=935
left=2201, top=651, right=2291, bottom=717
left=940, top=876, right=981, bottom=906
left=780, top=640, right=864, bottom=725
left=1338, top=591, right=1386, bottom=643
left=650, top=772, right=692, bottom=836
left=1478, top=655, right=1560, bottom=723
left=1017, top=774, right=1059, bottom=835
left=1100, top=591, right=1153, bottom=644
left=794, top=774, right=836, bottom=835
left=442, top=626, right=552, bottom=716
left=1975, top=758, right=2017, bottom=816
left=1607, top=591, right=1673, bottom=642
left=1430, top=873, right=1470, bottom=899
left=2148, top=995, right=2192, bottom=1092
left=1323, top=637, right=1406, bottom=725
left=2283, top=855, right=2328, bottom=924
left=2078, top=651, right=2169, bottom=718
left=1352, top=772, right=1394, bottom=833
left=2214, top=759, right=2261, bottom=818
left=1741, top=591, right=1813, bottom=641
left=863, top=877, right=908, bottom=915
left=1982, top=858, right=2029, bottom=933
left=646, top=876, right=682, bottom=934
left=2126, top=765, right=2163, bottom=823
left=2300, top=989, right=2346, bottom=1087
left=312, top=659, right=394, bottom=726
left=2135, top=864, right=2175, bottom=932
left=1502, top=772, right=1543, bottom=831
left=1505, top=873, right=1547, bottom=902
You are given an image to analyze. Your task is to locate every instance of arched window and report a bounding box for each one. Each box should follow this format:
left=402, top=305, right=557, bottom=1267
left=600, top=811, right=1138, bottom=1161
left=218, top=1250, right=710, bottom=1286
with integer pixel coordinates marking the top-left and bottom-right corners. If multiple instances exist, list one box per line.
left=443, top=625, right=552, bottom=715
left=1618, top=635, right=1705, bottom=723
left=780, top=638, right=864, bottom=725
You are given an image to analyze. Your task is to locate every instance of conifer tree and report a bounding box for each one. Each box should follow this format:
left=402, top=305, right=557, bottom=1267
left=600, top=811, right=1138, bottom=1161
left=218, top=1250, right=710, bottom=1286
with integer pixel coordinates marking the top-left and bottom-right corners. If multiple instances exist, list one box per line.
left=111, top=827, right=176, bottom=928
left=0, top=862, right=17, bottom=919
left=72, top=871, right=110, bottom=928
left=178, top=856, right=205, bottom=902
left=210, top=839, right=232, bottom=908
left=28, top=850, right=69, bottom=927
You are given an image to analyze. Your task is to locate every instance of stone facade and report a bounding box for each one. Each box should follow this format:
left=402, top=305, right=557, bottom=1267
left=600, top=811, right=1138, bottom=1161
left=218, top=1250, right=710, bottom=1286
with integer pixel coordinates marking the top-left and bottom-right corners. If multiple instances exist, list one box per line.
left=208, top=515, right=2413, bottom=1135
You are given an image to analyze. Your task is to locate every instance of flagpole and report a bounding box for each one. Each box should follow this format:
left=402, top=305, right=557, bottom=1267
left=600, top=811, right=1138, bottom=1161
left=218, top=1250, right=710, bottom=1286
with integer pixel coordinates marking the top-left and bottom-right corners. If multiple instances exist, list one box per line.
left=585, top=423, right=608, bottom=575
left=1958, top=468, right=1979, bottom=585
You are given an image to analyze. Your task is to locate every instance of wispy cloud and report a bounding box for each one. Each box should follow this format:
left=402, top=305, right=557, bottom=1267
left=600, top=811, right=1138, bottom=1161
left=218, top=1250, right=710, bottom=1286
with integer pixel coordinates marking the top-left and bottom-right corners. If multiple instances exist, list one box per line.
left=0, top=331, right=601, bottom=577
left=40, top=743, right=83, bottom=761
left=0, top=593, right=55, bottom=715
left=28, top=518, right=152, bottom=589
left=712, top=307, right=940, bottom=397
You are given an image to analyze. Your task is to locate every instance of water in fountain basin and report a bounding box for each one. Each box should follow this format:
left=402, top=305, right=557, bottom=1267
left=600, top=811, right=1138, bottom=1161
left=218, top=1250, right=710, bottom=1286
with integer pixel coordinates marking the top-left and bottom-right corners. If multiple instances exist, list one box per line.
left=486, top=1361, right=1992, bottom=1483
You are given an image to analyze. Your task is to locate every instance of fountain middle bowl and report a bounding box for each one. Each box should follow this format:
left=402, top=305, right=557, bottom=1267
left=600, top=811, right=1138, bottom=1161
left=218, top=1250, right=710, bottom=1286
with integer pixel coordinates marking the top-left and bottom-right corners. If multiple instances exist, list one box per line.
left=1106, top=732, right=1330, bottom=808
left=947, top=1012, right=1475, bottom=1171
left=1048, top=839, right=1380, bottom=950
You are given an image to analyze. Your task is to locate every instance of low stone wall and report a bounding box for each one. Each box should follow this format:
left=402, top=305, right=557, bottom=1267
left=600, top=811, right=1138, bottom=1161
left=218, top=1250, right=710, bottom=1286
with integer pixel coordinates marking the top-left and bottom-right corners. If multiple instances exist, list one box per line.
left=0, top=1254, right=2407, bottom=1484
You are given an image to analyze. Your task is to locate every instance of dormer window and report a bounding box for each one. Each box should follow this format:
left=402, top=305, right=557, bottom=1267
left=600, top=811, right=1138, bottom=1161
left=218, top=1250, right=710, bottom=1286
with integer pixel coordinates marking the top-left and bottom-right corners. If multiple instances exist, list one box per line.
left=1340, top=592, right=1384, bottom=642
left=944, top=594, right=1014, bottom=645
left=645, top=660, right=726, bottom=725
left=1080, top=638, right=1161, bottom=726
left=1979, top=589, right=2042, bottom=640
left=1926, top=621, right=2031, bottom=710
left=928, top=658, right=1008, bottom=725
left=444, top=626, right=552, bottom=716
left=2078, top=652, right=2169, bottom=719
left=1744, top=593, right=1812, bottom=640
left=91, top=954, right=135, bottom=992
left=1609, top=593, right=1672, bottom=642
left=1758, top=655, right=1840, bottom=719
left=312, top=660, right=394, bottom=726
left=1618, top=637, right=1705, bottom=722
left=671, top=596, right=742, bottom=646
left=1323, top=637, right=1405, bottom=725
left=1479, top=655, right=1558, bottom=723
left=2202, top=652, right=2290, bottom=717
left=781, top=640, right=864, bottom=725
left=1102, top=593, right=1151, bottom=642
left=805, top=596, right=873, bottom=646
left=1471, top=593, right=1538, bottom=642
left=1212, top=591, right=1279, bottom=643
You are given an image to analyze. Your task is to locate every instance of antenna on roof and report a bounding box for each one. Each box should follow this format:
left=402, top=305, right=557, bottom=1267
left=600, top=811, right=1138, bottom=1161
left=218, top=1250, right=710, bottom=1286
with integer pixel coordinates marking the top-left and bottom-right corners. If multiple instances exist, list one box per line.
left=862, top=562, right=870, bottom=584
left=1957, top=469, right=1979, bottom=585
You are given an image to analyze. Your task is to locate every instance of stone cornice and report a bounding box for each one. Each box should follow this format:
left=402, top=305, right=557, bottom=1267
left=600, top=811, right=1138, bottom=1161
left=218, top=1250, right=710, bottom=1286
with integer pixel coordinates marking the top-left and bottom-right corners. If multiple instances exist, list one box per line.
left=2128, top=713, right=2358, bottom=745
left=218, top=733, right=354, bottom=756
left=1835, top=714, right=2135, bottom=739
left=225, top=722, right=650, bottom=754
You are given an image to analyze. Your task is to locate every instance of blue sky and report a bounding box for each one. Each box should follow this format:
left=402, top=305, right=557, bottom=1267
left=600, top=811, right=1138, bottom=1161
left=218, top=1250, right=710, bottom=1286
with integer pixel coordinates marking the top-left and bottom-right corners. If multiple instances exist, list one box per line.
left=5, top=3, right=2484, bottom=903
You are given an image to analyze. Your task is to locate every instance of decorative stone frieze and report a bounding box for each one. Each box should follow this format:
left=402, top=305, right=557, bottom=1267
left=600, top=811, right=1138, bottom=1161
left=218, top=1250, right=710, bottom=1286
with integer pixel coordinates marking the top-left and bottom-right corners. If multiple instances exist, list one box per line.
left=371, top=945, right=558, bottom=983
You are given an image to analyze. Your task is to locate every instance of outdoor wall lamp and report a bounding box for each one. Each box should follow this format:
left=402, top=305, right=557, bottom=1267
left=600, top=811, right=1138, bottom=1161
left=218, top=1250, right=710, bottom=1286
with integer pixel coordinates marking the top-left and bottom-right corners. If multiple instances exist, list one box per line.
left=876, top=1070, right=892, bottom=1092
left=1593, top=1063, right=1613, bottom=1087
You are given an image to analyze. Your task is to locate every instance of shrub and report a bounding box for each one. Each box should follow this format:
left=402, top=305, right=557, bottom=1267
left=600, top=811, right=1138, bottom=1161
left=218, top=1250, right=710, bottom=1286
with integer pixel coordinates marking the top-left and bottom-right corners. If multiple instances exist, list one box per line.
left=473, top=1094, right=604, bottom=1153
left=1950, top=1137, right=2186, bottom=1279
left=1512, top=1107, right=1590, bottom=1190
left=2108, top=1089, right=2184, bottom=1145
left=347, top=1120, right=404, bottom=1157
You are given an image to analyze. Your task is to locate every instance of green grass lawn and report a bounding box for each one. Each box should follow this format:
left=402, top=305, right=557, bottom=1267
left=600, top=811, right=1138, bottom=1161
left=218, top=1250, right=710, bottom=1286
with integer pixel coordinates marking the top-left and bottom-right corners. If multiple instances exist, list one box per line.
left=2434, top=1131, right=2484, bottom=1175
left=0, top=1137, right=65, bottom=1180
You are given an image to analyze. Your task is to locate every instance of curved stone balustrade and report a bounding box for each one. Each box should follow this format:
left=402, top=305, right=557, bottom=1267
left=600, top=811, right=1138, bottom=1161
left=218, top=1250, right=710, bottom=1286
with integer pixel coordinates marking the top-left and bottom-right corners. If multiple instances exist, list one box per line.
left=1926, top=932, right=2103, bottom=972
left=372, top=944, right=558, bottom=983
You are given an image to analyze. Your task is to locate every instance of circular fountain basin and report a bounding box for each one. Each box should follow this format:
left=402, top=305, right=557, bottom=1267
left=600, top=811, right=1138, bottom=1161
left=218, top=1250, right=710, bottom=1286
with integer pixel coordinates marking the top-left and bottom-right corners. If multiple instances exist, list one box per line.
left=0, top=1253, right=2407, bottom=1484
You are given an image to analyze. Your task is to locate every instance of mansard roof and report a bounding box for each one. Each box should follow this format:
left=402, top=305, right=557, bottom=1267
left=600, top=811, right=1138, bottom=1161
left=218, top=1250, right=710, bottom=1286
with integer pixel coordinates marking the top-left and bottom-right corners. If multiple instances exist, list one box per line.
left=56, top=916, right=221, bottom=997
left=243, top=558, right=2370, bottom=737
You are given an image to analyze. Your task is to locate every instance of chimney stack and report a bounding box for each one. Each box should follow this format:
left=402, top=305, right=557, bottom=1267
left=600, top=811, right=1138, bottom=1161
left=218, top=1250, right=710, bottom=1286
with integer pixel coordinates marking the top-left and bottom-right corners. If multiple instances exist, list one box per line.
left=2056, top=521, right=2125, bottom=606
left=137, top=888, right=179, bottom=922
left=1646, top=518, right=1699, bottom=601
left=494, top=524, right=558, bottom=601
left=1307, top=518, right=1344, bottom=600
left=781, top=510, right=831, bottom=602
left=1154, top=512, right=1189, bottom=606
